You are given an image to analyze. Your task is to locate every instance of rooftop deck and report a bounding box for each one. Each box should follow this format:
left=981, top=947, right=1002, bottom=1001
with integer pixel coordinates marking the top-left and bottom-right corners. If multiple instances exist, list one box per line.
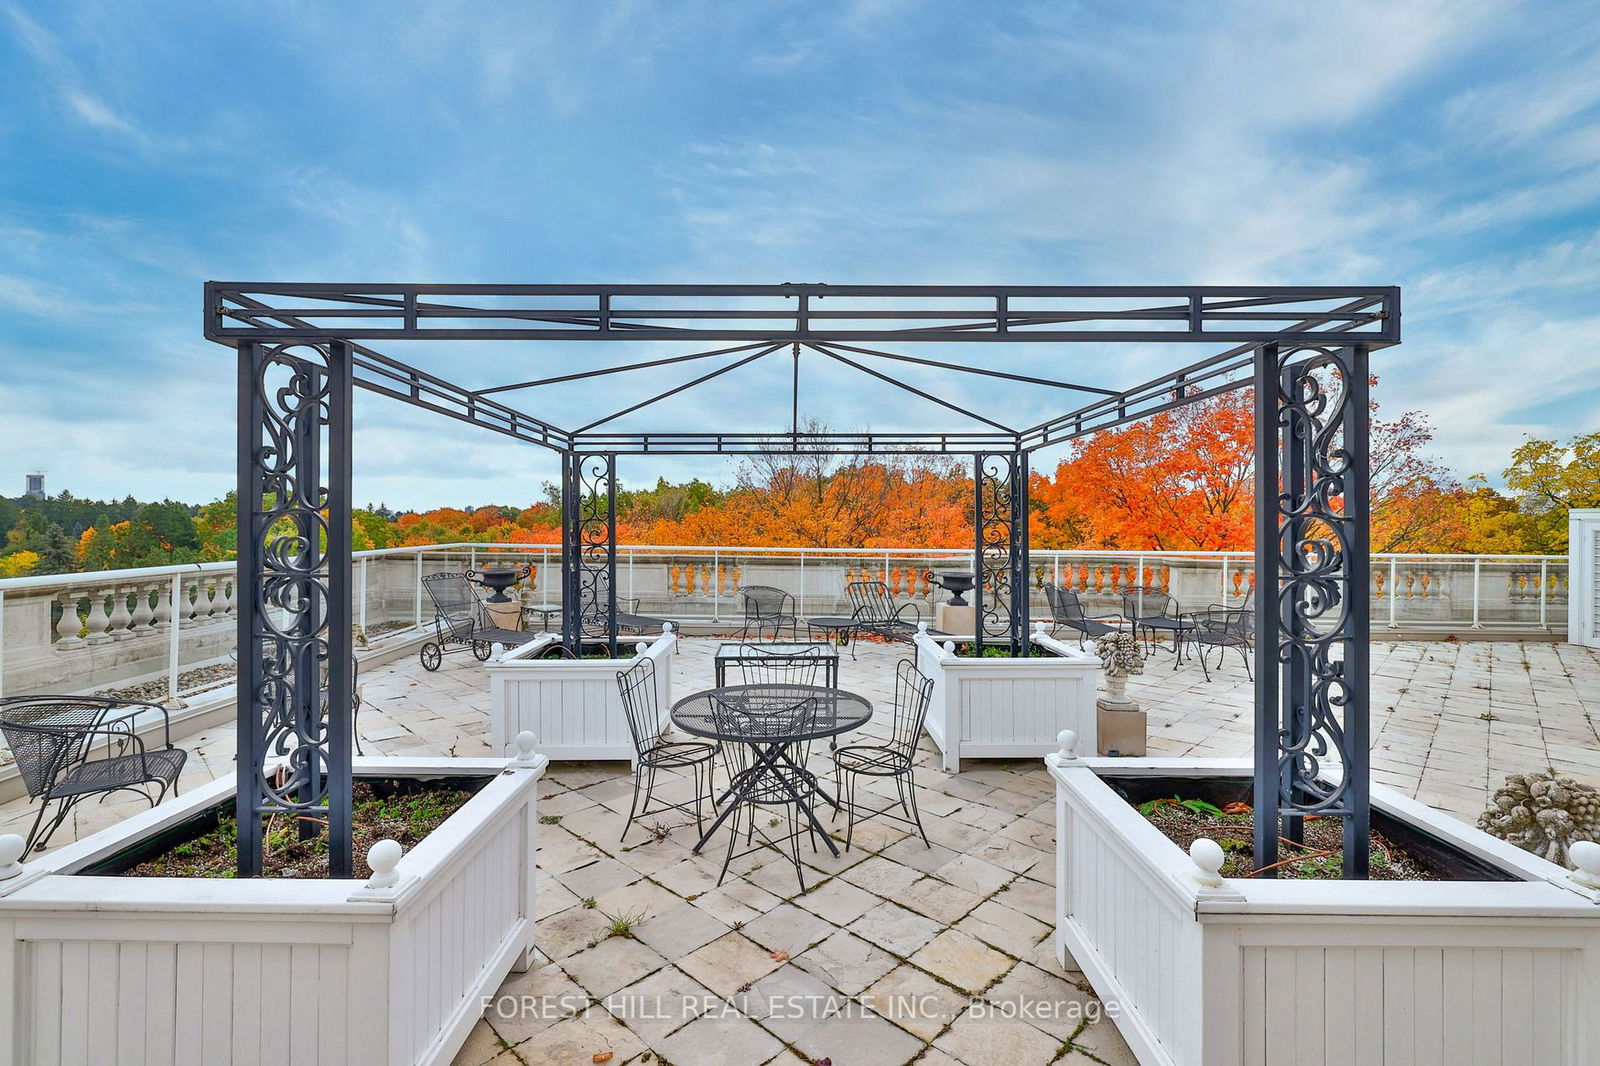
left=3, top=636, right=1596, bottom=1066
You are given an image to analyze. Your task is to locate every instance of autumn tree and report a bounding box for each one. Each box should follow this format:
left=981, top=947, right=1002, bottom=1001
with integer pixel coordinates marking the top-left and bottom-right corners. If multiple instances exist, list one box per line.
left=1502, top=431, right=1600, bottom=551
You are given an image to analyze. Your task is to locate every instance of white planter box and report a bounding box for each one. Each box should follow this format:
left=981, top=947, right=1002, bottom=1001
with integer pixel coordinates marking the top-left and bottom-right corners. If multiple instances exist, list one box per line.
left=1047, top=755, right=1600, bottom=1066
left=913, top=625, right=1100, bottom=772
left=0, top=753, right=547, bottom=1066
left=487, top=627, right=675, bottom=763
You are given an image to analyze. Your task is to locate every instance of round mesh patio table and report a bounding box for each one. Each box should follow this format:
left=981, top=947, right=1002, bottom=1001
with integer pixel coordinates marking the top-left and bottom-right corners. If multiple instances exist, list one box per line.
left=672, top=683, right=871, bottom=865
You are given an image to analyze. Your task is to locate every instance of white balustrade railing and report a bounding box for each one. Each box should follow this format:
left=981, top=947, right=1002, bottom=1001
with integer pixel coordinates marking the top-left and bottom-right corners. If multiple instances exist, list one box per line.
left=0, top=544, right=1571, bottom=700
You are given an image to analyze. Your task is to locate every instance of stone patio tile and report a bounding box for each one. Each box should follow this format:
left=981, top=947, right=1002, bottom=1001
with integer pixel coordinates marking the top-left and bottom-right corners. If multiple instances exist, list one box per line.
left=933, top=853, right=1015, bottom=898
left=535, top=827, right=606, bottom=874
left=605, top=964, right=717, bottom=1044
left=656, top=1011, right=785, bottom=1066
left=793, top=874, right=879, bottom=925
left=676, top=932, right=786, bottom=997
left=592, top=877, right=682, bottom=922
left=897, top=875, right=985, bottom=925
left=934, top=1007, right=1064, bottom=1066
left=688, top=878, right=784, bottom=927
left=448, top=1019, right=506, bottom=1066
left=789, top=1007, right=925, bottom=1066
left=848, top=901, right=943, bottom=957
left=879, top=836, right=961, bottom=874
left=924, top=818, right=991, bottom=852
left=863, top=964, right=969, bottom=1042
left=1071, top=1011, right=1140, bottom=1065
left=741, top=901, right=837, bottom=955
left=632, top=901, right=731, bottom=960
left=653, top=855, right=726, bottom=899
left=485, top=963, right=588, bottom=1045
left=740, top=965, right=850, bottom=1041
left=535, top=904, right=612, bottom=960
left=561, top=934, right=668, bottom=998
left=989, top=877, right=1055, bottom=922
left=556, top=856, right=641, bottom=901
left=840, top=855, right=924, bottom=897
left=910, top=929, right=1015, bottom=994
left=795, top=929, right=898, bottom=994
left=982, top=962, right=1100, bottom=1041
left=534, top=877, right=581, bottom=920
left=955, top=899, right=1052, bottom=958
left=508, top=1006, right=645, bottom=1065
left=537, top=789, right=600, bottom=817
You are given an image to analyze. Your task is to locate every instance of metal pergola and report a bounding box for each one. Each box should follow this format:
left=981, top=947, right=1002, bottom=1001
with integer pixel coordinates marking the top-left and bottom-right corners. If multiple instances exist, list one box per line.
left=208, top=282, right=1398, bottom=880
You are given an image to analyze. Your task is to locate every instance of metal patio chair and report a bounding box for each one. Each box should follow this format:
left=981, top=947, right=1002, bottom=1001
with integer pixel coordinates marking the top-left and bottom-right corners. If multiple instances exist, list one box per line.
left=0, top=695, right=188, bottom=854
left=581, top=567, right=674, bottom=638
left=419, top=571, right=541, bottom=671
left=845, top=580, right=924, bottom=643
left=739, top=585, right=799, bottom=641
left=1185, top=588, right=1255, bottom=681
left=1041, top=584, right=1123, bottom=648
left=616, top=657, right=717, bottom=843
left=832, top=658, right=935, bottom=849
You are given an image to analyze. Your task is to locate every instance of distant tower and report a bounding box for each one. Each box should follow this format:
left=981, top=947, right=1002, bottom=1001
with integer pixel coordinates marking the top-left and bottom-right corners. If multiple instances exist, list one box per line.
left=24, top=472, right=45, bottom=499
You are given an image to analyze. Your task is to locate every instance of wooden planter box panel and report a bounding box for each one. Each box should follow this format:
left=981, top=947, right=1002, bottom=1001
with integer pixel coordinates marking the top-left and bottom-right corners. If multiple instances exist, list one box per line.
left=913, top=629, right=1099, bottom=772
left=488, top=629, right=675, bottom=763
left=0, top=755, right=546, bottom=1066
left=1048, top=757, right=1600, bottom=1066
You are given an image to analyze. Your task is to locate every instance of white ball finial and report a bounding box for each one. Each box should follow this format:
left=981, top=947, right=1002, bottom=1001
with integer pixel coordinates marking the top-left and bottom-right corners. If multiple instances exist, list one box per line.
left=1056, top=729, right=1078, bottom=759
left=514, top=730, right=539, bottom=763
left=635, top=641, right=648, bottom=656
left=941, top=640, right=955, bottom=654
left=917, top=620, right=929, bottom=633
left=1571, top=841, right=1600, bottom=889
left=0, top=834, right=26, bottom=880
left=491, top=642, right=506, bottom=661
left=1190, top=838, right=1226, bottom=888
left=365, top=839, right=403, bottom=889
left=1034, top=620, right=1048, bottom=634
left=661, top=621, right=674, bottom=634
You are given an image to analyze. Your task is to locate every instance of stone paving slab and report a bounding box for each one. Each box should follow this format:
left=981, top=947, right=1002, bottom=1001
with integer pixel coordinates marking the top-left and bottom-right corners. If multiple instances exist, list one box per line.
left=3, top=633, right=1597, bottom=1066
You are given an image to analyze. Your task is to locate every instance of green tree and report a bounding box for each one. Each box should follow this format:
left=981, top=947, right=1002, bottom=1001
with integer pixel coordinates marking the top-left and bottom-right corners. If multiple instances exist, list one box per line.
left=1503, top=431, right=1600, bottom=551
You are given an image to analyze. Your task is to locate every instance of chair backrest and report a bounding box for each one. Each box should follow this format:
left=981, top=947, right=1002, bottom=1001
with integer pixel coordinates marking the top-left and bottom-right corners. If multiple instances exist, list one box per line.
left=422, top=572, right=483, bottom=636
left=886, top=660, right=935, bottom=760
left=1121, top=587, right=1179, bottom=621
left=741, top=585, right=793, bottom=622
left=615, top=657, right=662, bottom=755
left=734, top=643, right=829, bottom=688
left=1043, top=584, right=1087, bottom=623
left=0, top=696, right=117, bottom=799
left=845, top=580, right=895, bottom=623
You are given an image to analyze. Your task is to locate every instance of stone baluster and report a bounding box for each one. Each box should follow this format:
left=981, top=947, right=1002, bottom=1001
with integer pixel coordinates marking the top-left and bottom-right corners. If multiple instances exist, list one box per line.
left=1108, top=564, right=1121, bottom=592
left=107, top=586, right=136, bottom=640
left=685, top=565, right=697, bottom=597
left=1402, top=572, right=1415, bottom=599
left=130, top=581, right=157, bottom=632
left=152, top=580, right=173, bottom=630
left=185, top=579, right=206, bottom=623
left=84, top=589, right=114, bottom=645
left=1232, top=570, right=1244, bottom=597
left=1159, top=566, right=1171, bottom=594
left=220, top=577, right=237, bottom=616
left=700, top=564, right=712, bottom=596
left=668, top=562, right=681, bottom=596
left=1419, top=572, right=1432, bottom=599
left=730, top=563, right=741, bottom=591
left=55, top=592, right=85, bottom=646
left=1373, top=570, right=1387, bottom=600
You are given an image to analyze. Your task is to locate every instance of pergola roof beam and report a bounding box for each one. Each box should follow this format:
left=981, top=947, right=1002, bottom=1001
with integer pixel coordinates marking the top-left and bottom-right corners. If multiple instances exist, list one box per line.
left=806, top=344, right=1017, bottom=437
left=811, top=340, right=1121, bottom=396
left=475, top=340, right=781, bottom=396
left=571, top=344, right=785, bottom=434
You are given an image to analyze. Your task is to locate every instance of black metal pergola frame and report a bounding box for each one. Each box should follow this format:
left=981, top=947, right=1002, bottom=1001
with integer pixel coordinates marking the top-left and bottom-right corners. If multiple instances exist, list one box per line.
left=209, top=282, right=1397, bottom=879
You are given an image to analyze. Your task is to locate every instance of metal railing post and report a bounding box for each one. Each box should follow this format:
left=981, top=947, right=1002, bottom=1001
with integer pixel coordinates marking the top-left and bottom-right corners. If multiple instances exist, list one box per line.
left=712, top=549, right=720, bottom=622
left=1387, top=556, right=1398, bottom=629
left=167, top=572, right=183, bottom=705
left=358, top=558, right=369, bottom=637
left=469, top=544, right=476, bottom=572
left=1471, top=557, right=1483, bottom=629
left=542, top=547, right=550, bottom=606
left=1540, top=557, right=1549, bottom=630
left=1220, top=553, right=1228, bottom=601
left=628, top=548, right=635, bottom=607
left=798, top=552, right=807, bottom=620
left=414, top=550, right=423, bottom=628
left=0, top=588, right=6, bottom=699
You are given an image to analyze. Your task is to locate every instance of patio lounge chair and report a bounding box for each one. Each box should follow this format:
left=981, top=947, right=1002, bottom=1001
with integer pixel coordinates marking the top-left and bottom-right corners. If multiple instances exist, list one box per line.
left=1041, top=584, right=1122, bottom=648
left=420, top=571, right=543, bottom=671
left=845, top=580, right=925, bottom=643
left=0, top=695, right=188, bottom=853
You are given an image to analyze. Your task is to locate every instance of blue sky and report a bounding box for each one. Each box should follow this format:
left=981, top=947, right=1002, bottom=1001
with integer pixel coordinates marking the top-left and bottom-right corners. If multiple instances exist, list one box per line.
left=1, top=0, right=1598, bottom=510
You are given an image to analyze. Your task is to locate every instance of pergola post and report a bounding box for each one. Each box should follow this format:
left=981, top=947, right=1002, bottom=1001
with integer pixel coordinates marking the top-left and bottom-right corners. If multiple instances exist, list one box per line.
left=235, top=340, right=354, bottom=878
left=1252, top=343, right=1371, bottom=878
left=560, top=451, right=619, bottom=655
left=973, top=451, right=1030, bottom=656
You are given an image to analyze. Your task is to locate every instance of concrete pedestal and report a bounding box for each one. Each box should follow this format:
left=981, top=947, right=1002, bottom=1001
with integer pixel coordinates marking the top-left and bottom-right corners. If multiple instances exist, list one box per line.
left=935, top=602, right=976, bottom=637
left=485, top=600, right=523, bottom=632
left=1096, top=697, right=1146, bottom=756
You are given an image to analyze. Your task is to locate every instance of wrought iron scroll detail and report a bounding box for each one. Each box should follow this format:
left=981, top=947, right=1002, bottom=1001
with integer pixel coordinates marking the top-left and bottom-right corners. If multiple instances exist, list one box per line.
left=237, top=341, right=354, bottom=877
left=562, top=452, right=618, bottom=655
left=973, top=452, right=1030, bottom=656
left=1253, top=344, right=1371, bottom=878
